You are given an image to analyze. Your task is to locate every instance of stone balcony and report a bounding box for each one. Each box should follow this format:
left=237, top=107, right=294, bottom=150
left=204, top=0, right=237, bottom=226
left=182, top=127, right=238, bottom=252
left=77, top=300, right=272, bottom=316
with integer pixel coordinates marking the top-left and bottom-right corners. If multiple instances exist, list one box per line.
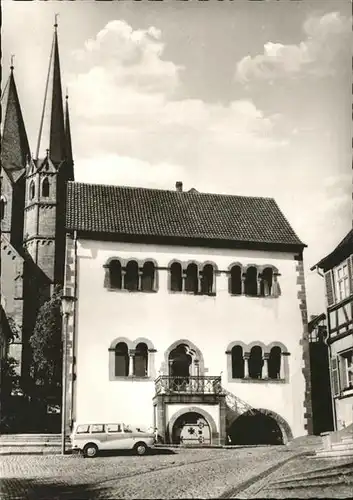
left=155, top=375, right=223, bottom=395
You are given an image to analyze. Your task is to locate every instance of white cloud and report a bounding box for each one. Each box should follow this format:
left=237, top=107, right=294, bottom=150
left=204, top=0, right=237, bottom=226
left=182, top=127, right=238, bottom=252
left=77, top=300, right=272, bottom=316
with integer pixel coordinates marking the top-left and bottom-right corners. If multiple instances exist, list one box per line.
left=235, top=12, right=352, bottom=83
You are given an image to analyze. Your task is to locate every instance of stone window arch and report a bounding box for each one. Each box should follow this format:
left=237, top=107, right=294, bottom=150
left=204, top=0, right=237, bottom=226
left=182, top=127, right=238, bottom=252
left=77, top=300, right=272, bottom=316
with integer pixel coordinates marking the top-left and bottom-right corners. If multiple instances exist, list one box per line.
left=229, top=264, right=242, bottom=295
left=170, top=261, right=183, bottom=292
left=0, top=196, right=6, bottom=221
left=29, top=180, right=35, bottom=200
left=114, top=342, right=129, bottom=377
left=231, top=345, right=244, bottom=379
left=185, top=263, right=198, bottom=293
left=141, top=261, right=156, bottom=292
left=200, top=263, right=214, bottom=295
left=109, top=259, right=122, bottom=289
left=42, top=177, right=50, bottom=197
left=161, top=339, right=205, bottom=377
left=248, top=345, right=263, bottom=379
left=244, top=266, right=258, bottom=296
left=124, top=260, right=139, bottom=291
left=268, top=346, right=282, bottom=379
left=134, top=342, right=148, bottom=377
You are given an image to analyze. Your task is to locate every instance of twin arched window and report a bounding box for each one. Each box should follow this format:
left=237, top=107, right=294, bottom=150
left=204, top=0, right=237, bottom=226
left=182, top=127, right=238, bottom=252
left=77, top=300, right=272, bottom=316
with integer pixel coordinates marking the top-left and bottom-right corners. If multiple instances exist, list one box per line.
left=114, top=341, right=149, bottom=377
left=229, top=265, right=278, bottom=297
left=171, top=262, right=215, bottom=295
left=231, top=344, right=284, bottom=380
left=107, top=259, right=156, bottom=292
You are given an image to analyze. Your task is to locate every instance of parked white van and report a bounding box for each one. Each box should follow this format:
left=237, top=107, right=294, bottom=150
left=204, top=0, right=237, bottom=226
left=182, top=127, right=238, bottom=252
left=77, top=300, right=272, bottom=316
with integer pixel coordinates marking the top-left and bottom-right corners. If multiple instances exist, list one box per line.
left=70, top=423, right=155, bottom=457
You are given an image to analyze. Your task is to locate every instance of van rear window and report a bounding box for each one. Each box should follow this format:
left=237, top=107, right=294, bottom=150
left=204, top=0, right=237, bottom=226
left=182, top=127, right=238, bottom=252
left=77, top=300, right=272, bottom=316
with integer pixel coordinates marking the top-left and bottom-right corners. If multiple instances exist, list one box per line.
left=76, top=425, right=90, bottom=434
left=107, top=424, right=122, bottom=433
left=91, top=424, right=104, bottom=433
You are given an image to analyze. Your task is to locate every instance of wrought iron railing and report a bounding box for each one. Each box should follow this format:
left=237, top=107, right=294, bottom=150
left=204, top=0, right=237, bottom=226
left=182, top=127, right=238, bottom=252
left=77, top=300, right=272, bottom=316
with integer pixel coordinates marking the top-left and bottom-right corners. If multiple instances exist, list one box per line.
left=155, top=376, right=222, bottom=395
left=223, top=388, right=256, bottom=416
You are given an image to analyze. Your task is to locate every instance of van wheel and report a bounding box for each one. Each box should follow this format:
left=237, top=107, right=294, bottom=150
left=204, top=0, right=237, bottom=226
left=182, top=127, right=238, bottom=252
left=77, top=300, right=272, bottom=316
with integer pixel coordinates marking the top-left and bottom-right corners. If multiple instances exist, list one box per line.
left=134, top=442, right=148, bottom=456
left=83, top=443, right=98, bottom=458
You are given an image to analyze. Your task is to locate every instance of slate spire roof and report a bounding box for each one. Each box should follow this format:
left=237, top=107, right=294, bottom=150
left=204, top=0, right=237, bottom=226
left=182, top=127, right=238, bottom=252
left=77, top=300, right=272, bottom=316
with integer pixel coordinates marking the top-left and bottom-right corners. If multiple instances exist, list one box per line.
left=65, top=93, right=73, bottom=164
left=66, top=182, right=305, bottom=250
left=1, top=64, right=30, bottom=183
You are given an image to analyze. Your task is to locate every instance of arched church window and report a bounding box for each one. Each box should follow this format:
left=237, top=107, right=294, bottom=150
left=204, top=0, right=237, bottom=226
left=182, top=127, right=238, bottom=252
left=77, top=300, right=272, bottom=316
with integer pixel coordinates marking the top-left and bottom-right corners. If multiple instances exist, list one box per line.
left=124, top=261, right=139, bottom=291
left=185, top=263, right=198, bottom=293
left=244, top=266, right=258, bottom=296
left=109, top=260, right=122, bottom=289
left=0, top=196, right=6, bottom=221
left=200, top=264, right=214, bottom=295
left=230, top=265, right=242, bottom=295
left=231, top=345, right=244, bottom=378
left=260, top=268, right=274, bottom=297
left=248, top=345, right=263, bottom=379
left=115, top=342, right=129, bottom=377
left=29, top=180, right=35, bottom=200
left=42, top=177, right=50, bottom=197
left=268, top=346, right=282, bottom=379
left=134, top=342, right=148, bottom=377
left=141, top=261, right=155, bottom=292
left=170, top=262, right=183, bottom=292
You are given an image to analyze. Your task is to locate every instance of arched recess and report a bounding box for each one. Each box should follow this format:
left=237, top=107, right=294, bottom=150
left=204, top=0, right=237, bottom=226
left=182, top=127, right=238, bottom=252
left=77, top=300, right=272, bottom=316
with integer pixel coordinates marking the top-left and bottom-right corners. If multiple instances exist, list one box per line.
left=228, top=408, right=293, bottom=445
left=109, top=337, right=134, bottom=350
left=265, top=341, right=289, bottom=354
left=160, top=339, right=206, bottom=377
left=167, top=406, right=218, bottom=445
left=134, top=337, right=157, bottom=379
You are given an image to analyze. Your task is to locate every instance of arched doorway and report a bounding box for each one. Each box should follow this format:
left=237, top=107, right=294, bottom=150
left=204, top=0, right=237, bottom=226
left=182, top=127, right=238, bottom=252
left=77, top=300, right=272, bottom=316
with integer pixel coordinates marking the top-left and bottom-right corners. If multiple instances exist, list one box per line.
left=169, top=344, right=193, bottom=390
left=172, top=412, right=211, bottom=445
left=228, top=410, right=285, bottom=445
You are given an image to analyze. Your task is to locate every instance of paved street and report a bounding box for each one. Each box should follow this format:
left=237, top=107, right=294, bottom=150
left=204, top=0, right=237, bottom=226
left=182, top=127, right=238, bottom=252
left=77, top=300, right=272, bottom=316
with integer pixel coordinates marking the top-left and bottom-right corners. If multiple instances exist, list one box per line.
left=0, top=446, right=299, bottom=499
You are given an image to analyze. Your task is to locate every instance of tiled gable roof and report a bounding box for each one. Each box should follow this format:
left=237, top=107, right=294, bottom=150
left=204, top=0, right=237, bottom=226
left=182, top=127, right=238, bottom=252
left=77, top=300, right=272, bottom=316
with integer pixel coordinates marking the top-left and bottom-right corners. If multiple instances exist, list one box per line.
left=66, top=182, right=305, bottom=249
left=313, top=229, right=353, bottom=271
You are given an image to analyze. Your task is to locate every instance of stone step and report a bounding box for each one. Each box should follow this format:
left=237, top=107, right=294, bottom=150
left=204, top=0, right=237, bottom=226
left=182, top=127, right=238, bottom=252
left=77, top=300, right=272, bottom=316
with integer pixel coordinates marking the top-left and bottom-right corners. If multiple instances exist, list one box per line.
left=271, top=475, right=350, bottom=490
left=273, top=466, right=353, bottom=486
left=315, top=448, right=353, bottom=458
left=0, top=446, right=63, bottom=456
left=0, top=434, right=62, bottom=441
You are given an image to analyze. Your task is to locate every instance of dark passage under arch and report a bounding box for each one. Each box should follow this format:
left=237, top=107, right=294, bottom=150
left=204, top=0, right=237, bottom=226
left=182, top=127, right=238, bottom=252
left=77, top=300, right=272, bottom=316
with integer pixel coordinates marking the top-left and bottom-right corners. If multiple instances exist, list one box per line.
left=228, top=411, right=284, bottom=445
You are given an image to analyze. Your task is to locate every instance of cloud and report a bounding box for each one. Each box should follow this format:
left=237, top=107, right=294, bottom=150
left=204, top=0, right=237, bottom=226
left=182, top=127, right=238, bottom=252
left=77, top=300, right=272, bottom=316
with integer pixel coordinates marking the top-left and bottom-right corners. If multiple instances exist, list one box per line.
left=235, top=12, right=352, bottom=83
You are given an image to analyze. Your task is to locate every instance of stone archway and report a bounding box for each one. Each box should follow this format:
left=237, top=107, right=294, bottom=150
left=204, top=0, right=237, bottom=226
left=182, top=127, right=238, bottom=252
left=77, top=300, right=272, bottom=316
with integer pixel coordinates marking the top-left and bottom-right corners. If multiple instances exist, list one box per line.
left=167, top=406, right=218, bottom=445
left=228, top=408, right=293, bottom=445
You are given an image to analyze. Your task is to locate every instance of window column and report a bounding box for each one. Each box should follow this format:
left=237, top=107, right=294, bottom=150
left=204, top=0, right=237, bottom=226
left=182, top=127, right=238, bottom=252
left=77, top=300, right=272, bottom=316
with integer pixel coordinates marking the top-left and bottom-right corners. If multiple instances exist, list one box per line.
left=129, top=349, right=135, bottom=376
left=280, top=353, right=287, bottom=380
left=138, top=269, right=143, bottom=291
left=263, top=353, right=269, bottom=379
left=243, top=352, right=250, bottom=378
left=241, top=273, right=246, bottom=295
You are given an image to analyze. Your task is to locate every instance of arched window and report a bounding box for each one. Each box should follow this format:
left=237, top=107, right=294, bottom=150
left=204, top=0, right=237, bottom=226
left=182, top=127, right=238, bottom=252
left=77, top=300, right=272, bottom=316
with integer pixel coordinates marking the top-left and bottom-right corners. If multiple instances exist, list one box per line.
left=231, top=345, right=244, bottom=378
left=0, top=196, right=6, bottom=221
left=185, top=263, right=198, bottom=293
left=200, top=264, right=214, bottom=295
left=268, top=346, right=282, bottom=379
left=115, top=342, right=129, bottom=376
left=124, top=261, right=139, bottom=291
left=134, top=342, right=148, bottom=377
left=29, top=180, right=35, bottom=200
left=244, top=267, right=258, bottom=296
left=248, top=346, right=263, bottom=379
left=260, top=268, right=273, bottom=297
left=230, top=265, right=242, bottom=295
left=109, top=260, right=122, bottom=289
left=141, top=261, right=155, bottom=291
left=42, top=177, right=50, bottom=197
left=170, top=262, right=182, bottom=292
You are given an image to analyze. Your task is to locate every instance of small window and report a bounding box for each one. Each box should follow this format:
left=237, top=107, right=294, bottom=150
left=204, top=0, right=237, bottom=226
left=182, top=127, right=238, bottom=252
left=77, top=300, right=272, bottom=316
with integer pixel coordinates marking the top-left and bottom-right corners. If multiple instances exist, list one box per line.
left=200, top=264, right=214, bottom=295
left=42, top=177, right=50, bottom=197
left=268, top=346, right=281, bottom=379
left=124, top=261, right=139, bottom=291
left=76, top=424, right=90, bottom=434
left=231, top=345, right=244, bottom=379
left=109, top=260, right=122, bottom=289
left=230, top=265, right=242, bottom=295
left=334, top=263, right=350, bottom=302
left=260, top=268, right=274, bottom=297
left=141, top=261, right=155, bottom=292
left=106, top=424, right=122, bottom=433
left=90, top=424, right=104, bottom=433
left=185, top=263, right=198, bottom=293
left=341, top=350, right=353, bottom=389
left=29, top=180, right=35, bottom=200
left=115, top=342, right=129, bottom=376
left=123, top=424, right=132, bottom=433
left=244, top=267, right=258, bottom=296
left=134, top=342, right=148, bottom=377
left=248, top=345, right=263, bottom=379
left=170, top=262, right=183, bottom=292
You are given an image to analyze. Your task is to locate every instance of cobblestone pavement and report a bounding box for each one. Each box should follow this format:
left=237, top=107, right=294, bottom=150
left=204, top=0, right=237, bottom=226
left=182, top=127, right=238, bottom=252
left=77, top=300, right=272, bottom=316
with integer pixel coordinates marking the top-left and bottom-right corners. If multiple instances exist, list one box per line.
left=237, top=455, right=353, bottom=498
left=0, top=446, right=299, bottom=499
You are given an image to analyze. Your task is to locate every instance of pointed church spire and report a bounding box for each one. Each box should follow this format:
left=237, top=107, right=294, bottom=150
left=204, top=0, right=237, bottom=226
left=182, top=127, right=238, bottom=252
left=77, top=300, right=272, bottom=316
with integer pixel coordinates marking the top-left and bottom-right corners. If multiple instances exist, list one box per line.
left=1, top=58, right=30, bottom=182
left=36, top=17, right=66, bottom=163
left=65, top=92, right=73, bottom=163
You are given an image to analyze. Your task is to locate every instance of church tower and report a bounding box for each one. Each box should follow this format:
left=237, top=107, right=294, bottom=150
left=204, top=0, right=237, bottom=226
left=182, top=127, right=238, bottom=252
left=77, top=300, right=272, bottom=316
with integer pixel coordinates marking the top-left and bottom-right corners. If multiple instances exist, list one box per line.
left=23, top=20, right=74, bottom=284
left=1, top=61, right=31, bottom=250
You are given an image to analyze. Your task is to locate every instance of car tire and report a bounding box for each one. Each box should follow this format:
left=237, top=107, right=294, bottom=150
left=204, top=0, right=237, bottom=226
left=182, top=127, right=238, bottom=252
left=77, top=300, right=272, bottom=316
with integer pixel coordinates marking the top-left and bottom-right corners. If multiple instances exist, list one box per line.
left=83, top=443, right=99, bottom=458
left=134, top=442, right=148, bottom=456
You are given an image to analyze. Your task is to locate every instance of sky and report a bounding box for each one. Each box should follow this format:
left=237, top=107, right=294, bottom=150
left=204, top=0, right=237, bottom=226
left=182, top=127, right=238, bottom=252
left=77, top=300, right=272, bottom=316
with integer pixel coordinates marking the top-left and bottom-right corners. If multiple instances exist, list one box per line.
left=2, top=0, right=352, bottom=315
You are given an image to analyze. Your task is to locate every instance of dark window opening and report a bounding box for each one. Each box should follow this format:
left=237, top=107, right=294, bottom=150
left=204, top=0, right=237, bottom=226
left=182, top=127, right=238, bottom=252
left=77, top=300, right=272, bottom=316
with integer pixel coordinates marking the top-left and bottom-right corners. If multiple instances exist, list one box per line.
left=124, top=261, right=139, bottom=291
left=248, top=345, right=263, bottom=379
left=231, top=345, right=244, bottom=378
left=115, top=342, right=129, bottom=376
left=109, top=260, right=122, bottom=289
left=244, top=267, right=258, bottom=296
left=0, top=198, right=5, bottom=220
left=29, top=180, right=35, bottom=200
left=170, top=262, right=183, bottom=292
left=42, top=177, right=50, bottom=197
left=185, top=263, right=198, bottom=293
left=141, top=261, right=155, bottom=291
left=260, top=268, right=274, bottom=297
left=268, top=346, right=282, bottom=379
left=134, top=342, right=148, bottom=377
left=200, top=264, right=214, bottom=295
left=230, top=265, right=242, bottom=295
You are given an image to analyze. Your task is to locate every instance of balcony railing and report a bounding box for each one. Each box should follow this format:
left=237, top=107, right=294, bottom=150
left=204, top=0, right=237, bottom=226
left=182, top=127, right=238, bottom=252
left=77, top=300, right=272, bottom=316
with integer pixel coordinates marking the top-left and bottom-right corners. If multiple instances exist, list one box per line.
left=155, top=375, right=223, bottom=395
